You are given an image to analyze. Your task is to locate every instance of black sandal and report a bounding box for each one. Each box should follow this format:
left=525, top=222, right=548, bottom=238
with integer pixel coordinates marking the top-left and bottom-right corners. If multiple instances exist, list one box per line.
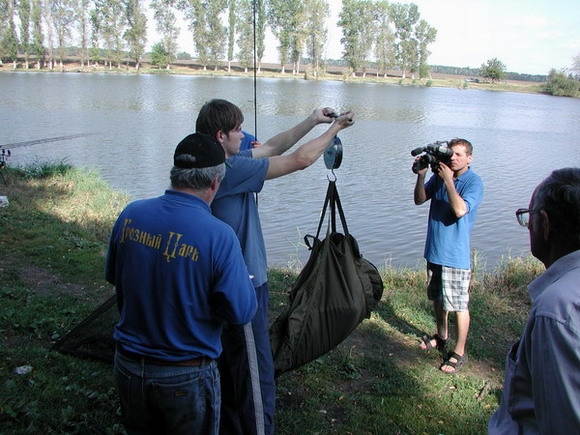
left=420, top=334, right=447, bottom=352
left=440, top=351, right=468, bottom=373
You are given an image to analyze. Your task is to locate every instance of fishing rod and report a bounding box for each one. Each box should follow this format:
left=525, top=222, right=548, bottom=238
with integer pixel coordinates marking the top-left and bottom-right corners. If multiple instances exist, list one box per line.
left=0, top=133, right=96, bottom=186
left=0, top=133, right=96, bottom=150
left=252, top=0, right=260, bottom=205
left=252, top=0, right=259, bottom=140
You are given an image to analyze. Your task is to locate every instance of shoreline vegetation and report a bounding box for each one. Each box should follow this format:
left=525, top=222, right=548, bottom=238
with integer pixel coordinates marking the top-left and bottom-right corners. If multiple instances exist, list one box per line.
left=0, top=163, right=544, bottom=433
left=0, top=57, right=549, bottom=95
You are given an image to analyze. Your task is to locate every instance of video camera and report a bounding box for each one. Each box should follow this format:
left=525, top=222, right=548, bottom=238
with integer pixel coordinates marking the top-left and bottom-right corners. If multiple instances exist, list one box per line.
left=411, top=141, right=453, bottom=174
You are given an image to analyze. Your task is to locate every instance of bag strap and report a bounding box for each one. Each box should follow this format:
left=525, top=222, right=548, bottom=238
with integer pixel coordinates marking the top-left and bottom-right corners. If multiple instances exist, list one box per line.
left=315, top=180, right=349, bottom=239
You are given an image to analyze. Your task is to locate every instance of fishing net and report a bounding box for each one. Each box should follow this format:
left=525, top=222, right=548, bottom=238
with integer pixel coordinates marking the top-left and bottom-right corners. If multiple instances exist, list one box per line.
left=52, top=295, right=117, bottom=364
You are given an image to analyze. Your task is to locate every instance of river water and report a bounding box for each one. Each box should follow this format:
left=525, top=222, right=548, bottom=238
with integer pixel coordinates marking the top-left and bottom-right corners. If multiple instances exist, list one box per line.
left=2, top=72, right=580, bottom=271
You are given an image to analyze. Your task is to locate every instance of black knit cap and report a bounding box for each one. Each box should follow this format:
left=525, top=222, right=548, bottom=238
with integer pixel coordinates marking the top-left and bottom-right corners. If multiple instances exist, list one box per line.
left=173, top=133, right=225, bottom=168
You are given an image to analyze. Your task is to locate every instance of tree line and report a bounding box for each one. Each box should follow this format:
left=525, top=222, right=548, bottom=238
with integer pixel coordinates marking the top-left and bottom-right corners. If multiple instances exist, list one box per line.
left=2, top=0, right=578, bottom=95
left=0, top=0, right=437, bottom=78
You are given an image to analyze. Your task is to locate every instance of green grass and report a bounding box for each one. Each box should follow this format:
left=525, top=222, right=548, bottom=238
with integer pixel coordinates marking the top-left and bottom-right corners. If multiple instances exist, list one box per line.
left=0, top=164, right=544, bottom=434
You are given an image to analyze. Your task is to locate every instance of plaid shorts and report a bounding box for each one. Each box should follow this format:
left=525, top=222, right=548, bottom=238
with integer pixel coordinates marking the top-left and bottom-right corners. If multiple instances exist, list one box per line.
left=426, top=262, right=471, bottom=311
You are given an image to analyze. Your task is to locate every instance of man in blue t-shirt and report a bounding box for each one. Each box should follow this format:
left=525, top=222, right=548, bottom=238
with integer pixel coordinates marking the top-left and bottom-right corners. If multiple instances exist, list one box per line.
left=413, top=138, right=483, bottom=373
left=196, top=99, right=354, bottom=435
left=105, top=133, right=257, bottom=434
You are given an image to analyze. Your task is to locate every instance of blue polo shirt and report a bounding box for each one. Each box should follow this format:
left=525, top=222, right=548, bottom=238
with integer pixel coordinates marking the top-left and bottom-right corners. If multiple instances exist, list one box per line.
left=106, top=190, right=257, bottom=361
left=423, top=168, right=483, bottom=269
left=211, top=151, right=269, bottom=287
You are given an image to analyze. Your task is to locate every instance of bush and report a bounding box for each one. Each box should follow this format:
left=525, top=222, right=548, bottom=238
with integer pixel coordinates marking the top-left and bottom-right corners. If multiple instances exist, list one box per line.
left=544, top=69, right=580, bottom=97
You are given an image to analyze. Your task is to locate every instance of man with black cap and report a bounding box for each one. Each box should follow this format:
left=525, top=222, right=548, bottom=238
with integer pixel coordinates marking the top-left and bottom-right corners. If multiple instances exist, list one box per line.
left=105, top=132, right=257, bottom=434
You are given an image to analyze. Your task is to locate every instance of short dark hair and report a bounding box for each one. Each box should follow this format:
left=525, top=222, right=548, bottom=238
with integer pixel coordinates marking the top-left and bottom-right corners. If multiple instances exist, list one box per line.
left=534, top=167, right=580, bottom=245
left=448, top=138, right=473, bottom=155
left=195, top=99, right=244, bottom=138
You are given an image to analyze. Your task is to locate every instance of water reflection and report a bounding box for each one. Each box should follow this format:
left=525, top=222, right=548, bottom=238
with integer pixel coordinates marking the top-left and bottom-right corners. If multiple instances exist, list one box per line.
left=2, top=72, right=579, bottom=270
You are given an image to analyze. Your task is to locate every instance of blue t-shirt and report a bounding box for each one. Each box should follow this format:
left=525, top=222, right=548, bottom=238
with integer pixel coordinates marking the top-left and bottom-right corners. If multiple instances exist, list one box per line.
left=106, top=190, right=257, bottom=361
left=211, top=151, right=269, bottom=287
left=240, top=131, right=256, bottom=151
left=423, top=168, right=483, bottom=269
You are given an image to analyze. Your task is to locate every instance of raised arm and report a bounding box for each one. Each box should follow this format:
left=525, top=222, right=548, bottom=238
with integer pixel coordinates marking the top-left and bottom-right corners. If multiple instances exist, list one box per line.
left=438, top=163, right=468, bottom=217
left=414, top=164, right=429, bottom=205
left=265, top=112, right=355, bottom=180
left=252, top=107, right=337, bottom=159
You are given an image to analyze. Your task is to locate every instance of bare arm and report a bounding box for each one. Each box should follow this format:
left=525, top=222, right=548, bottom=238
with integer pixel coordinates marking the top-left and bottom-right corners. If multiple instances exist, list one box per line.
left=414, top=160, right=429, bottom=205
left=437, top=163, right=468, bottom=217
left=251, top=107, right=337, bottom=159
left=265, top=111, right=355, bottom=180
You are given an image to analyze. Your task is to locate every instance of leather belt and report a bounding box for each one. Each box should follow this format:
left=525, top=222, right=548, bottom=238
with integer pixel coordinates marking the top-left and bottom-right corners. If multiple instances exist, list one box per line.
left=117, top=346, right=211, bottom=367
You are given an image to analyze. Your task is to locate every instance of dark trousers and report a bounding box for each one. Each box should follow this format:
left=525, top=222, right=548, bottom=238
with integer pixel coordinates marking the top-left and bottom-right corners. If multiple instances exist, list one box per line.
left=219, top=283, right=275, bottom=435
left=114, top=351, right=219, bottom=434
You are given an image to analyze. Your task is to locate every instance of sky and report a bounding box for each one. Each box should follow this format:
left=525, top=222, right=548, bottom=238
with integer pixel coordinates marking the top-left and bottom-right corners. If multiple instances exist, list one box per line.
left=154, top=0, right=580, bottom=76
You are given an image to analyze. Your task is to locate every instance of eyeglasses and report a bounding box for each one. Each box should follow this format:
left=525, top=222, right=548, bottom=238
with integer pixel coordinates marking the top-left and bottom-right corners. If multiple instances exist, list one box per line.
left=515, top=208, right=539, bottom=227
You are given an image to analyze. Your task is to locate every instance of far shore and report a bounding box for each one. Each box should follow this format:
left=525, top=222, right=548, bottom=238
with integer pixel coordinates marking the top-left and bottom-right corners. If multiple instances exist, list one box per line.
left=0, top=58, right=547, bottom=95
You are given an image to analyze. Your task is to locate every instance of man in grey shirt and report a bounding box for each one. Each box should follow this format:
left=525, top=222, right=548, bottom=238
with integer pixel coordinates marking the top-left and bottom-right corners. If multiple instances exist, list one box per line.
left=488, top=167, right=580, bottom=433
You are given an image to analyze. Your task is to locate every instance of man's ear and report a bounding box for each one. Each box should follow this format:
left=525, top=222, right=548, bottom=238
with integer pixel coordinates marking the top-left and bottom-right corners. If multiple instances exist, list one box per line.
left=210, top=175, right=220, bottom=192
left=216, top=130, right=226, bottom=143
left=540, top=209, right=550, bottom=240
left=206, top=175, right=221, bottom=205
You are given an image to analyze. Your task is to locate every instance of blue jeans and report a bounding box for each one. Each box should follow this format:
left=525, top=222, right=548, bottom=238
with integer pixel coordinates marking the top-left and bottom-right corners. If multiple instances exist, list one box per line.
left=114, top=351, right=220, bottom=435
left=219, top=283, right=275, bottom=435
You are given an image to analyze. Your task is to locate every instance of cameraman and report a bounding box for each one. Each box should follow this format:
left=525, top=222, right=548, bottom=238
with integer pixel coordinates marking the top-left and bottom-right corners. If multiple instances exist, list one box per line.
left=413, top=138, right=483, bottom=373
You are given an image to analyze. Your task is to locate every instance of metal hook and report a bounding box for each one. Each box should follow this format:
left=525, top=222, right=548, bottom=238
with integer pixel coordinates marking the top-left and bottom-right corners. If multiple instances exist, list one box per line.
left=327, top=169, right=337, bottom=182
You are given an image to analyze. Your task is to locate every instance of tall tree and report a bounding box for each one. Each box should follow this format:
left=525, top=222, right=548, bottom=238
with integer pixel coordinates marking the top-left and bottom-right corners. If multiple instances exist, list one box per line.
left=30, top=0, right=44, bottom=69
left=236, top=0, right=255, bottom=71
left=151, top=0, right=179, bottom=69
left=267, top=0, right=306, bottom=73
left=77, top=0, right=90, bottom=67
left=179, top=0, right=211, bottom=69
left=43, top=0, right=56, bottom=69
left=91, top=0, right=127, bottom=68
left=18, top=0, right=32, bottom=69
left=206, top=0, right=227, bottom=70
left=0, top=0, right=7, bottom=40
left=390, top=2, right=420, bottom=78
left=304, top=0, right=329, bottom=77
left=374, top=0, right=395, bottom=77
left=89, top=4, right=102, bottom=65
left=124, top=0, right=147, bottom=69
left=50, top=0, right=76, bottom=70
left=415, top=18, right=436, bottom=78
left=180, top=0, right=226, bottom=70
left=338, top=0, right=376, bottom=77
left=0, top=0, right=19, bottom=68
left=254, top=0, right=266, bottom=70
left=227, top=0, right=235, bottom=71
left=289, top=0, right=308, bottom=74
